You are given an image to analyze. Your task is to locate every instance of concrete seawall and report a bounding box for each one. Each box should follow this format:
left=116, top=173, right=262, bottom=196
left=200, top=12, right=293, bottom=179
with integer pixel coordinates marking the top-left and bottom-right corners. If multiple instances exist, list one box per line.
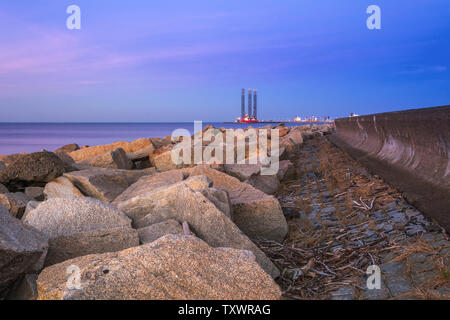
left=329, top=106, right=450, bottom=231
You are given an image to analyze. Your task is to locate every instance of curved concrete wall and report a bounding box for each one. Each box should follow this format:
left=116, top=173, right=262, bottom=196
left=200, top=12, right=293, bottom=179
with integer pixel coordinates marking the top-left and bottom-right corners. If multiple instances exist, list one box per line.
left=329, top=106, right=450, bottom=231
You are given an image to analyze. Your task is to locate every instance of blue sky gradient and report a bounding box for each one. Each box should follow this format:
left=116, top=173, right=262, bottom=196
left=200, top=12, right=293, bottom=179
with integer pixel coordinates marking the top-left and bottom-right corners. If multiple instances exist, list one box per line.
left=1, top=0, right=449, bottom=121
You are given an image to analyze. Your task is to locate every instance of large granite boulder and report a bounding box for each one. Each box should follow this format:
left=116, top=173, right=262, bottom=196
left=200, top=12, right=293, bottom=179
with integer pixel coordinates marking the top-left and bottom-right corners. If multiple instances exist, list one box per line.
left=0, top=151, right=65, bottom=184
left=68, top=138, right=156, bottom=162
left=183, top=166, right=288, bottom=242
left=223, top=164, right=261, bottom=181
left=279, top=128, right=303, bottom=158
left=80, top=148, right=133, bottom=170
left=0, top=206, right=48, bottom=294
left=149, top=145, right=182, bottom=171
left=23, top=197, right=139, bottom=266
left=112, top=170, right=187, bottom=204
left=245, top=174, right=280, bottom=195
left=64, top=168, right=155, bottom=203
left=278, top=126, right=290, bottom=137
left=37, top=235, right=282, bottom=300
left=115, top=178, right=279, bottom=278
left=43, top=176, right=84, bottom=199
left=137, top=219, right=184, bottom=244
left=126, top=139, right=157, bottom=161
left=113, top=171, right=232, bottom=216
left=0, top=192, right=32, bottom=218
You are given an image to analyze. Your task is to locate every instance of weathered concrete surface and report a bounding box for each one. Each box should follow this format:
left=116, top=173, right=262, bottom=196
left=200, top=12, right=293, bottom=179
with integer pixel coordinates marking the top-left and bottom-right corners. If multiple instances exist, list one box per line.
left=329, top=106, right=450, bottom=231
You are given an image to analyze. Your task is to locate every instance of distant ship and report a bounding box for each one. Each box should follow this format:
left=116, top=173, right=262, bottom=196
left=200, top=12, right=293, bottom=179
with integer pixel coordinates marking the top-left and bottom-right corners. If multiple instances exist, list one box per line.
left=235, top=115, right=259, bottom=123
left=235, top=88, right=259, bottom=123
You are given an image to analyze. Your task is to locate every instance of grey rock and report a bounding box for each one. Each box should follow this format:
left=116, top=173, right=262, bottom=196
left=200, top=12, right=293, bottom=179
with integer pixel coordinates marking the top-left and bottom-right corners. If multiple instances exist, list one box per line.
left=388, top=211, right=407, bottom=224
left=404, top=209, right=422, bottom=219
left=69, top=138, right=156, bottom=162
left=362, top=284, right=390, bottom=300
left=279, top=129, right=303, bottom=158
left=150, top=145, right=186, bottom=172
left=385, top=275, right=414, bottom=297
left=360, top=274, right=390, bottom=300
left=0, top=206, right=48, bottom=292
left=46, top=227, right=139, bottom=267
left=6, top=274, right=38, bottom=300
left=405, top=224, right=425, bottom=236
left=64, top=168, right=155, bottom=202
left=381, top=261, right=407, bottom=276
left=200, top=187, right=232, bottom=219
left=127, top=144, right=155, bottom=161
left=43, top=176, right=84, bottom=199
left=23, top=197, right=138, bottom=266
left=223, top=164, right=260, bottom=181
left=80, top=147, right=133, bottom=170
left=117, top=180, right=280, bottom=278
left=22, top=201, right=40, bottom=221
left=245, top=174, right=280, bottom=195
left=184, top=166, right=288, bottom=243
left=138, top=219, right=184, bottom=244
left=0, top=151, right=65, bottom=184
left=330, top=286, right=355, bottom=300
left=0, top=192, right=32, bottom=218
left=276, top=160, right=295, bottom=182
left=24, top=197, right=131, bottom=238
left=54, top=151, right=77, bottom=170
left=112, top=170, right=186, bottom=205
left=25, top=187, right=45, bottom=201
left=37, top=235, right=282, bottom=300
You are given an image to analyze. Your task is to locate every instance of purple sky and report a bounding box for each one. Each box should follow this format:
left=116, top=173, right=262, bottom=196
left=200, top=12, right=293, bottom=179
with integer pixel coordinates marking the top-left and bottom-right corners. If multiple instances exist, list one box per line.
left=1, top=0, right=450, bottom=122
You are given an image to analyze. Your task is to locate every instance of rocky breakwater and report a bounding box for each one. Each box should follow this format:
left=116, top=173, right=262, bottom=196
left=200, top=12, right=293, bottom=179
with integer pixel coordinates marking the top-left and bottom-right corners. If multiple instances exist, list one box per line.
left=0, top=123, right=333, bottom=300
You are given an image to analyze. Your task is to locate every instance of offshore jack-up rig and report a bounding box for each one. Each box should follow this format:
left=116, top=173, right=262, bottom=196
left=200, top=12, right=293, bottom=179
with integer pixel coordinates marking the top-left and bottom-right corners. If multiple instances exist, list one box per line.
left=236, top=88, right=258, bottom=123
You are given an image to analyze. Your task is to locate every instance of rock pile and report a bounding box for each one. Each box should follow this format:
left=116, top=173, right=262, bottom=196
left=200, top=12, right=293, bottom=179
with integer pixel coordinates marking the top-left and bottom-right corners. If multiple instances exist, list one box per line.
left=37, top=235, right=282, bottom=300
left=0, top=124, right=334, bottom=300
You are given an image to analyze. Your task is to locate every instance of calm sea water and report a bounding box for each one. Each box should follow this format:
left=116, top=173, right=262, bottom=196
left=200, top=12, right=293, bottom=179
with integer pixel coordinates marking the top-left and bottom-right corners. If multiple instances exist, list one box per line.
left=0, top=122, right=309, bottom=155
